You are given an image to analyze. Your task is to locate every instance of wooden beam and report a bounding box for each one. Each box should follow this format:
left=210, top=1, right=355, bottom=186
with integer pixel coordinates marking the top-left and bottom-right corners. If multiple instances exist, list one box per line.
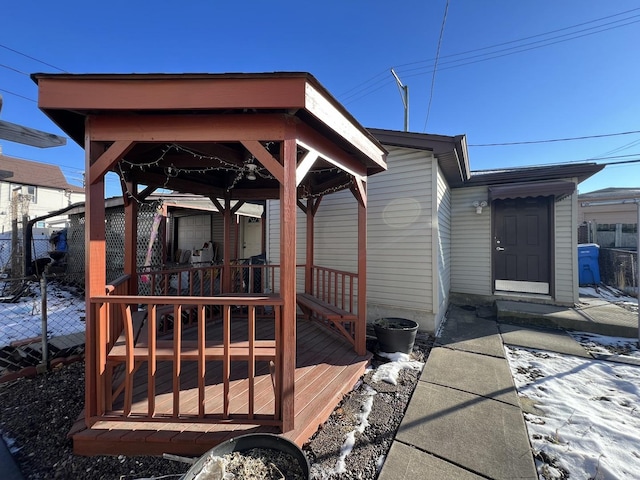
left=280, top=137, right=297, bottom=432
left=231, top=200, right=245, bottom=215
left=222, top=193, right=232, bottom=293
left=311, top=195, right=323, bottom=216
left=88, top=139, right=135, bottom=185
left=296, top=123, right=367, bottom=179
left=123, top=183, right=138, bottom=295
left=37, top=75, right=308, bottom=111
left=0, top=119, right=66, bottom=148
left=295, top=148, right=318, bottom=186
left=304, top=82, right=387, bottom=171
left=356, top=182, right=367, bottom=356
left=241, top=140, right=284, bottom=184
left=209, top=197, right=224, bottom=212
left=136, top=185, right=157, bottom=201
left=84, top=138, right=107, bottom=424
left=89, top=114, right=290, bottom=143
left=350, top=176, right=367, bottom=207
left=305, top=199, right=316, bottom=294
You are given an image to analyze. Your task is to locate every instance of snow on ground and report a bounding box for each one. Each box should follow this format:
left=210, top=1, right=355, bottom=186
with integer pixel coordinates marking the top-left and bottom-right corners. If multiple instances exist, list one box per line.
left=0, top=282, right=85, bottom=348
left=579, top=286, right=638, bottom=315
left=506, top=332, right=640, bottom=480
left=311, top=353, right=425, bottom=479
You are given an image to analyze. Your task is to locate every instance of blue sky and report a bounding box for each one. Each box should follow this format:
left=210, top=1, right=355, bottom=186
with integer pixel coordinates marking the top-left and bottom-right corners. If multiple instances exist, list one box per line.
left=1, top=0, right=639, bottom=196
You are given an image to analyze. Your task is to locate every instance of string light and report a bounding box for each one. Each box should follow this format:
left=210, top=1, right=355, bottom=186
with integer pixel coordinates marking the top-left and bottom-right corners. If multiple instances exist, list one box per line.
left=115, top=143, right=355, bottom=198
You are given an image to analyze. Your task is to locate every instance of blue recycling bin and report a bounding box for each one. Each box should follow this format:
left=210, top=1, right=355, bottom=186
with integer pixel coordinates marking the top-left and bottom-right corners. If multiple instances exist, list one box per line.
left=578, top=243, right=600, bottom=286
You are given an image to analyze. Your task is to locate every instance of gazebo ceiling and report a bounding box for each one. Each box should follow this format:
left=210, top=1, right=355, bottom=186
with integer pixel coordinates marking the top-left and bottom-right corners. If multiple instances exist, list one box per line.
left=33, top=72, right=387, bottom=200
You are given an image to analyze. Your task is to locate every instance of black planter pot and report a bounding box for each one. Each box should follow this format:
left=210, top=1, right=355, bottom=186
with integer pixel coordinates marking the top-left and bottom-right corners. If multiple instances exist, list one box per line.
left=373, top=317, right=419, bottom=354
left=182, top=433, right=310, bottom=479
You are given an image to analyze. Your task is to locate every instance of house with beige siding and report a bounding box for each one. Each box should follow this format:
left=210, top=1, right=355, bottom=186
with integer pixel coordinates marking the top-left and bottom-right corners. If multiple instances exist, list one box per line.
left=267, top=128, right=604, bottom=333
left=0, top=152, right=85, bottom=235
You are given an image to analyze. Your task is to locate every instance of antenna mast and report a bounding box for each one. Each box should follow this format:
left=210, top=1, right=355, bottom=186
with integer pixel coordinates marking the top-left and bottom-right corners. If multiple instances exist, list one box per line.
left=390, top=68, right=409, bottom=132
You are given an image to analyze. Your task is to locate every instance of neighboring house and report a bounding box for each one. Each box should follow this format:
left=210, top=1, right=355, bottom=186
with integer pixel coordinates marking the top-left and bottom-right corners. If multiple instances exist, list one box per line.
left=61, top=193, right=264, bottom=284
left=267, top=129, right=604, bottom=333
left=0, top=150, right=85, bottom=235
left=0, top=150, right=84, bottom=273
left=578, top=187, right=639, bottom=248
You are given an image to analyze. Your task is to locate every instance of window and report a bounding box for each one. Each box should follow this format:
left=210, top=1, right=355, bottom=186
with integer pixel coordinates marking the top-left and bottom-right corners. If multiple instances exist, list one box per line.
left=22, top=185, right=37, bottom=204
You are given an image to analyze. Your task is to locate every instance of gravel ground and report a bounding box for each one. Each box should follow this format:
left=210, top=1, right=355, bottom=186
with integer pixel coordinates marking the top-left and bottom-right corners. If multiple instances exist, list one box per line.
left=0, top=328, right=434, bottom=479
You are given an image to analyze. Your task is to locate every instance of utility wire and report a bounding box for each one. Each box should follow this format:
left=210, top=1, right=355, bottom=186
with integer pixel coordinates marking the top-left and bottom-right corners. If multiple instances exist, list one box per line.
left=0, top=63, right=29, bottom=76
left=340, top=7, right=639, bottom=106
left=0, top=43, right=66, bottom=72
left=0, top=88, right=36, bottom=103
left=423, top=0, right=449, bottom=132
left=396, top=7, right=640, bottom=71
left=469, top=130, right=640, bottom=147
left=397, top=16, right=640, bottom=80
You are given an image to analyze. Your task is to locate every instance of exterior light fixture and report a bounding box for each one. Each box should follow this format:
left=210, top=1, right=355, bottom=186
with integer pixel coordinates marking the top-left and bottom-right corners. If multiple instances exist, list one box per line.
left=472, top=200, right=488, bottom=214
left=246, top=163, right=257, bottom=181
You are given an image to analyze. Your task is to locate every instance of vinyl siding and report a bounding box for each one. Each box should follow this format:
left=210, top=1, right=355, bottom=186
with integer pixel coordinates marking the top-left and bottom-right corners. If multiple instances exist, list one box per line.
left=554, top=191, right=578, bottom=304
left=450, top=186, right=492, bottom=296
left=366, top=147, right=434, bottom=329
left=0, top=182, right=85, bottom=233
left=434, top=165, right=451, bottom=331
left=266, top=145, right=437, bottom=331
left=265, top=201, right=307, bottom=294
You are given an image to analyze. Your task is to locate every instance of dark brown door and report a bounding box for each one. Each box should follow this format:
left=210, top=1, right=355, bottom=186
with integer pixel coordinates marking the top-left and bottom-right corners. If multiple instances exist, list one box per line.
left=493, top=197, right=551, bottom=294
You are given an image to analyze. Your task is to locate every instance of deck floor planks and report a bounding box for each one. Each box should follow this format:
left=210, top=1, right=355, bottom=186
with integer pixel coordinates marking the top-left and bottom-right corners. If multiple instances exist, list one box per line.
left=73, top=317, right=371, bottom=456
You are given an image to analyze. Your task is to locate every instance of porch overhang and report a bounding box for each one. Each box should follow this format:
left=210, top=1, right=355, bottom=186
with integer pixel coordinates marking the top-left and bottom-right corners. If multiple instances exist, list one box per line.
left=32, top=72, right=387, bottom=199
left=489, top=180, right=576, bottom=202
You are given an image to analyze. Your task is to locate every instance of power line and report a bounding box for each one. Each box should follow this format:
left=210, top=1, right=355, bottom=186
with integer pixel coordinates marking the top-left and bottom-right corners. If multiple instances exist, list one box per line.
left=0, top=88, right=36, bottom=103
left=468, top=130, right=640, bottom=147
left=340, top=7, right=639, bottom=106
left=397, top=16, right=640, bottom=80
left=423, top=0, right=449, bottom=132
left=0, top=63, right=29, bottom=76
left=396, top=7, right=640, bottom=71
left=0, top=43, right=66, bottom=72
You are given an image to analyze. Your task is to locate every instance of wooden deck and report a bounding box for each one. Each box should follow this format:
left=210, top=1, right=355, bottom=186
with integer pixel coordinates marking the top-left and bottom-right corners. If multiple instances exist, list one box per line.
left=70, top=318, right=371, bottom=456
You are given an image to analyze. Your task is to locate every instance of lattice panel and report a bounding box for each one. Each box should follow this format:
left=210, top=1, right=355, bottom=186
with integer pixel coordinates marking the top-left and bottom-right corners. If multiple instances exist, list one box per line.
left=67, top=202, right=165, bottom=286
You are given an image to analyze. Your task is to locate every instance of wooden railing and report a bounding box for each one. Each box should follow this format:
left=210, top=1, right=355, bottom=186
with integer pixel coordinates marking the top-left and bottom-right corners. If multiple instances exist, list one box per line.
left=91, top=293, right=284, bottom=427
left=104, top=274, right=132, bottom=351
left=137, top=263, right=280, bottom=296
left=310, top=265, right=358, bottom=315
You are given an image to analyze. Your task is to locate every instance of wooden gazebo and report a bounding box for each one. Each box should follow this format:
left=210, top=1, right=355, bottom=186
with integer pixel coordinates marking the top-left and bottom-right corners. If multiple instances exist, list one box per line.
left=34, top=72, right=387, bottom=456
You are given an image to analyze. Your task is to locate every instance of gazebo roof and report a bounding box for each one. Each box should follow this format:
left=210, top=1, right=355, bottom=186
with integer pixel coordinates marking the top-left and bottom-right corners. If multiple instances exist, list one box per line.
left=32, top=72, right=387, bottom=199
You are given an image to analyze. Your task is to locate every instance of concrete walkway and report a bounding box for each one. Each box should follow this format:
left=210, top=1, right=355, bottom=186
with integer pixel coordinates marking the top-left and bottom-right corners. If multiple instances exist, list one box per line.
left=379, top=298, right=638, bottom=480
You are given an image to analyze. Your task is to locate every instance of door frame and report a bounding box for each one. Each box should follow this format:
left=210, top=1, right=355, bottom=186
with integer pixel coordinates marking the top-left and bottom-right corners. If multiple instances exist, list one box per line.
left=491, top=196, right=555, bottom=296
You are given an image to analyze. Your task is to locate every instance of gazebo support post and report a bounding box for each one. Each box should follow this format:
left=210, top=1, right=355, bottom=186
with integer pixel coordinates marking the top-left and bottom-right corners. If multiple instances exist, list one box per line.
left=280, top=137, right=297, bottom=431
left=84, top=138, right=108, bottom=425
left=123, top=180, right=138, bottom=295
left=303, top=197, right=321, bottom=295
left=354, top=179, right=367, bottom=356
left=222, top=192, right=232, bottom=293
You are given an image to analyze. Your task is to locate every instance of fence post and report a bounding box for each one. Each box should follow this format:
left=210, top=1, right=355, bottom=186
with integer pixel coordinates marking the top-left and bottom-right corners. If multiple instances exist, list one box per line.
left=40, top=275, right=49, bottom=370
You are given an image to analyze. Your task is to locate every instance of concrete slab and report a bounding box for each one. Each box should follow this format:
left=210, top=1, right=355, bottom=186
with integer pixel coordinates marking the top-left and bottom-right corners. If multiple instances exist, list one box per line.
left=576, top=297, right=639, bottom=338
left=378, top=441, right=484, bottom=480
left=496, top=299, right=639, bottom=337
left=421, top=347, right=520, bottom=407
left=499, top=324, right=591, bottom=358
left=437, top=307, right=504, bottom=358
left=396, top=382, right=537, bottom=480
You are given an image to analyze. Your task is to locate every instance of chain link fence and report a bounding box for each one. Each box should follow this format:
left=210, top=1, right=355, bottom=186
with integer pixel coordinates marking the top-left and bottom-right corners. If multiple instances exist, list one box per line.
left=0, top=273, right=85, bottom=381
left=599, top=248, right=638, bottom=296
